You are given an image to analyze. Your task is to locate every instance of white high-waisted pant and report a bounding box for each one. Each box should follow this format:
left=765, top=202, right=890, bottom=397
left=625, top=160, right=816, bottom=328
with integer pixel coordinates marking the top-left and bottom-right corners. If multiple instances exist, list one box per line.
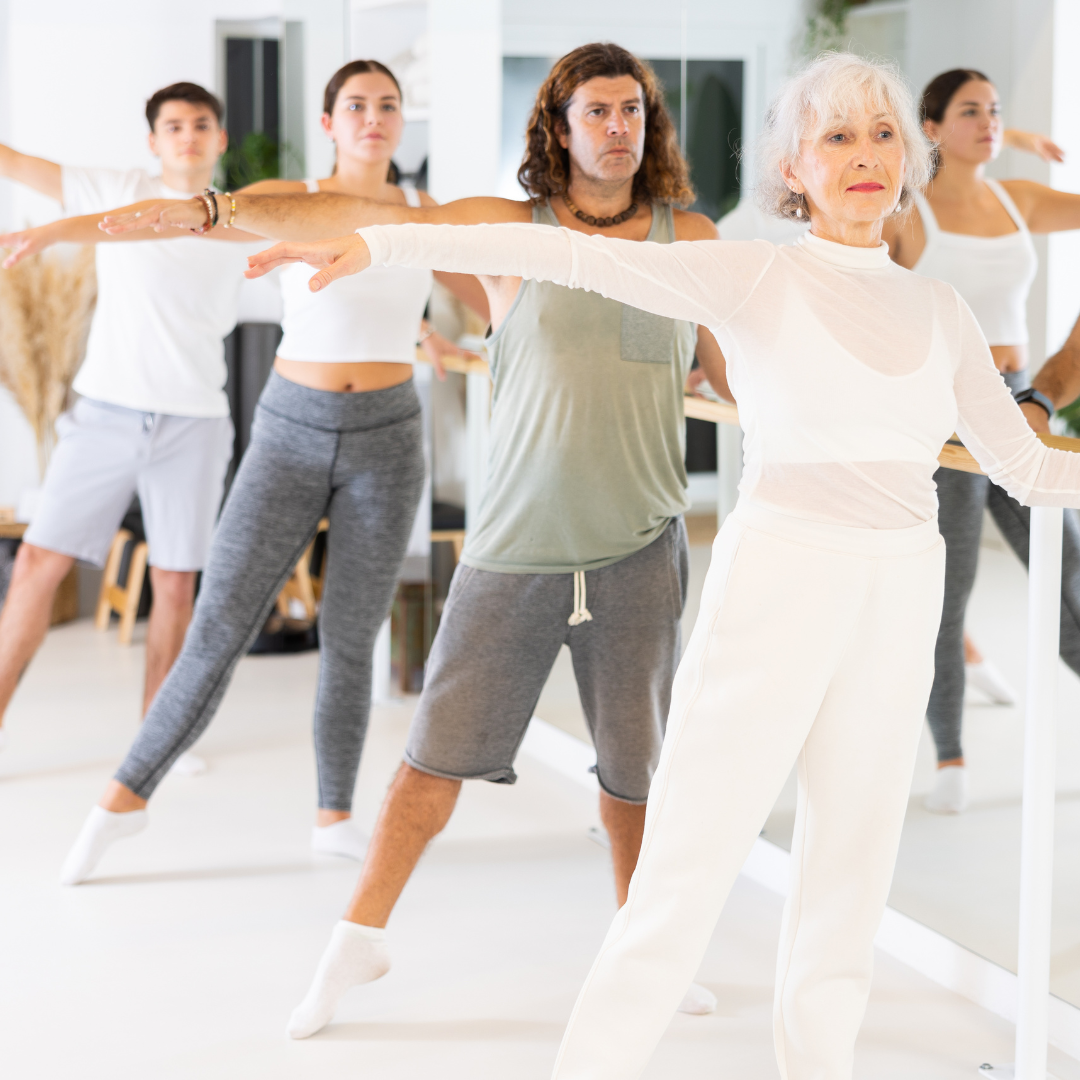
left=552, top=501, right=946, bottom=1080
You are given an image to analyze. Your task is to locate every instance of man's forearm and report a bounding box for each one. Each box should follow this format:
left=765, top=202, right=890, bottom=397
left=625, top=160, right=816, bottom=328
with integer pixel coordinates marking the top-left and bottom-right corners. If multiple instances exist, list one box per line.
left=1033, top=345, right=1080, bottom=409
left=231, top=192, right=414, bottom=241
left=227, top=192, right=520, bottom=240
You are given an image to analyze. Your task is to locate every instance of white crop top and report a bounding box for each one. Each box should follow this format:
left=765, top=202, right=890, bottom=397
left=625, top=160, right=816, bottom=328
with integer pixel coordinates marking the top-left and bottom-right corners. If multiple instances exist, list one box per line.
left=276, top=181, right=433, bottom=363
left=911, top=179, right=1037, bottom=347
left=358, top=221, right=1080, bottom=530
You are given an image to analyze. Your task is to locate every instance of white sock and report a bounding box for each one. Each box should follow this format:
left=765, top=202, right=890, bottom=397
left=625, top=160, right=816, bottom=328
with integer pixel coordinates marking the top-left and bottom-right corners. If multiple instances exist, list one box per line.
left=965, top=660, right=1017, bottom=706
left=924, top=765, right=969, bottom=814
left=168, top=751, right=207, bottom=777
left=311, top=819, right=368, bottom=861
left=59, top=805, right=148, bottom=885
left=678, top=981, right=717, bottom=1015
left=288, top=921, right=391, bottom=1039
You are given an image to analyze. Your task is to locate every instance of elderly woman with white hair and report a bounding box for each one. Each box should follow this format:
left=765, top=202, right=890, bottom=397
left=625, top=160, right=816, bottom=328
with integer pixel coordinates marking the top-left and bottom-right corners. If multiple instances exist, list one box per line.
left=246, top=51, right=1080, bottom=1079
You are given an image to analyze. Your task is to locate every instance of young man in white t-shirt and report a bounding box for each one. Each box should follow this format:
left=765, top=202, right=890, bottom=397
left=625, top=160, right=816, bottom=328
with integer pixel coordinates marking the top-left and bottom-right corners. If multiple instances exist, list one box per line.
left=0, top=83, right=250, bottom=768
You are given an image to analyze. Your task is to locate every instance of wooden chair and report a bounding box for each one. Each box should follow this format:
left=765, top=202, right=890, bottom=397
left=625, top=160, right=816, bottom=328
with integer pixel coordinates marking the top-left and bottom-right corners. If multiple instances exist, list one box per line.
left=275, top=519, right=329, bottom=621
left=95, top=529, right=149, bottom=645
left=274, top=521, right=464, bottom=625
left=430, top=529, right=466, bottom=564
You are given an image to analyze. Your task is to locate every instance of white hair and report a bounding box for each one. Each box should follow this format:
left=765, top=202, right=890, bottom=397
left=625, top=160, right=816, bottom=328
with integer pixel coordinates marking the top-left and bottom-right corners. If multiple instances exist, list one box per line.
left=756, top=52, right=933, bottom=221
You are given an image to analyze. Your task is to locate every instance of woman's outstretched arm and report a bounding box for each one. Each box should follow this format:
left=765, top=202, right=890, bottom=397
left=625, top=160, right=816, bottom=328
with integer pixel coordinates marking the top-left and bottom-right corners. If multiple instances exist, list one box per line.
left=953, top=293, right=1080, bottom=505
left=247, top=222, right=774, bottom=330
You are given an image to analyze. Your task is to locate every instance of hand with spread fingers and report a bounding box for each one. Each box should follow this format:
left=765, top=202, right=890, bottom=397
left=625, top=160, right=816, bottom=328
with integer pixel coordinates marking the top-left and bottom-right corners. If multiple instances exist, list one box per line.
left=245, top=234, right=372, bottom=292
left=0, top=222, right=59, bottom=268
left=1004, top=127, right=1067, bottom=164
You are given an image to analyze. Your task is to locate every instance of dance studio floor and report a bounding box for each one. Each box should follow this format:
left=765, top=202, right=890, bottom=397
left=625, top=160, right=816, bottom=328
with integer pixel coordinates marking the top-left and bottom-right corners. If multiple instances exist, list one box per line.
left=4, top=613, right=1079, bottom=1078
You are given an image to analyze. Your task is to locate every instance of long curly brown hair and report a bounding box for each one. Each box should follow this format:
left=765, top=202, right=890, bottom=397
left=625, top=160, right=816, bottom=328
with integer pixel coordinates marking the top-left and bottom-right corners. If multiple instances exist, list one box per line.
left=517, top=43, right=694, bottom=208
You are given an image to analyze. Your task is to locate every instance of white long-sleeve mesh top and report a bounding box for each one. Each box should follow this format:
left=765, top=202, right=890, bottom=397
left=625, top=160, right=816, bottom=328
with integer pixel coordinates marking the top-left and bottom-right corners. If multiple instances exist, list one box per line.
left=359, top=222, right=1080, bottom=529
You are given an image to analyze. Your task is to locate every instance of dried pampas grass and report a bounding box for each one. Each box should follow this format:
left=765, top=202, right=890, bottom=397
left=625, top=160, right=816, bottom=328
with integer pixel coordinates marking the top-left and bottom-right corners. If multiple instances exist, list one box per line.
left=0, top=245, right=97, bottom=476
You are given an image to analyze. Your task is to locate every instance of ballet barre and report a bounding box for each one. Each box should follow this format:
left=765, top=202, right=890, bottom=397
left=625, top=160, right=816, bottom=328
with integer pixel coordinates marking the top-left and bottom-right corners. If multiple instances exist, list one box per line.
left=687, top=391, right=1079, bottom=1080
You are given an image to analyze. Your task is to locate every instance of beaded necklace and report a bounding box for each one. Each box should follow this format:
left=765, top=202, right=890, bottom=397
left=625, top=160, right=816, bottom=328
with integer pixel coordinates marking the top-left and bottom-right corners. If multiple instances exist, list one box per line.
left=562, top=192, right=639, bottom=228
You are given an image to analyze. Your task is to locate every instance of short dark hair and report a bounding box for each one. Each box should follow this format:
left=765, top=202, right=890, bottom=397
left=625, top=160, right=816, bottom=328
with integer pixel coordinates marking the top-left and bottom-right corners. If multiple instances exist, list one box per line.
left=145, top=82, right=224, bottom=131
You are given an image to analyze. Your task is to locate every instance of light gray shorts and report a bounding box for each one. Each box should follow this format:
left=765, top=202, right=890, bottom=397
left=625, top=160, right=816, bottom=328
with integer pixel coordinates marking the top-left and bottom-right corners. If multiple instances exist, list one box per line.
left=24, top=398, right=233, bottom=570
left=405, top=517, right=689, bottom=803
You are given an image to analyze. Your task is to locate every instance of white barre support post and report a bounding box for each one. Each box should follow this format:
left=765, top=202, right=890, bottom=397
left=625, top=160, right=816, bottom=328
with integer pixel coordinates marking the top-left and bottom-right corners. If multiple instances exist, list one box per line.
left=983, top=506, right=1064, bottom=1080
left=1018, top=504, right=1063, bottom=1078
left=465, top=371, right=491, bottom=530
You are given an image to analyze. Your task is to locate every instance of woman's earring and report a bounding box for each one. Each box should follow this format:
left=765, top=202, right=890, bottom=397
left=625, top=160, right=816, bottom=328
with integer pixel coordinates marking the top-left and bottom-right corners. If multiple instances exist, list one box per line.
left=796, top=205, right=803, bottom=218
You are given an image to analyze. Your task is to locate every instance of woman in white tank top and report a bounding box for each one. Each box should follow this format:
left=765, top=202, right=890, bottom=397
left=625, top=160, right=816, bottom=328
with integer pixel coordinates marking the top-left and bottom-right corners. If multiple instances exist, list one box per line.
left=883, top=69, right=1080, bottom=813
left=50, top=61, right=489, bottom=877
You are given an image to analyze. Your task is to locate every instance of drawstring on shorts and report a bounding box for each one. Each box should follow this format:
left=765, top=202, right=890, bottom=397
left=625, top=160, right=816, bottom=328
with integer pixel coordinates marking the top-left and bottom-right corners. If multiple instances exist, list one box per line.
left=568, top=570, right=593, bottom=626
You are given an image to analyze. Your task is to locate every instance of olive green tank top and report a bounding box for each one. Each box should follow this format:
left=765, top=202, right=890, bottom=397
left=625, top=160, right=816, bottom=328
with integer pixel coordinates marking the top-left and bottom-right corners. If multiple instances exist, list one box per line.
left=461, top=201, right=697, bottom=574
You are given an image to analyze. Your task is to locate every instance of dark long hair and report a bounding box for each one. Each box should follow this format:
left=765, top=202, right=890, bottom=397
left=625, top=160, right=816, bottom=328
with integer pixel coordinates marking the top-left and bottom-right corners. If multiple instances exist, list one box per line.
left=517, top=42, right=694, bottom=207
left=323, top=60, right=402, bottom=182
left=921, top=68, right=993, bottom=178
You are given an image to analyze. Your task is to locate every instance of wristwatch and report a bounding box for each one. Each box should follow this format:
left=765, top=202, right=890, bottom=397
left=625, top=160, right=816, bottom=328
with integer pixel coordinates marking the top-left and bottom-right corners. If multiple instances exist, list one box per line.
left=1013, top=386, right=1055, bottom=418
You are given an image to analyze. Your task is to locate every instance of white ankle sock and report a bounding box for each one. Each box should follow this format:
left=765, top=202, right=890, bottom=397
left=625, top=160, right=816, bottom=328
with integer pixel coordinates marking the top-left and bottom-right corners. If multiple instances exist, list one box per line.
left=59, top=805, right=148, bottom=885
left=924, top=765, right=969, bottom=814
left=678, top=981, right=717, bottom=1015
left=287, top=921, right=390, bottom=1039
left=311, top=819, right=368, bottom=861
left=168, top=751, right=207, bottom=777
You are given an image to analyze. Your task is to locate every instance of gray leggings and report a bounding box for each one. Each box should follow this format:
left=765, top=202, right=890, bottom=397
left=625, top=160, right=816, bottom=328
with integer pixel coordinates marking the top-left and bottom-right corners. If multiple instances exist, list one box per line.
left=114, top=372, right=425, bottom=810
left=927, top=370, right=1080, bottom=761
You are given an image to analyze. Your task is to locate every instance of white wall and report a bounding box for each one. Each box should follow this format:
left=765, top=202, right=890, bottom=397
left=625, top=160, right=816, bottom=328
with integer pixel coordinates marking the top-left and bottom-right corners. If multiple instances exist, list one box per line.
left=287, top=0, right=346, bottom=180
left=430, top=0, right=501, bottom=200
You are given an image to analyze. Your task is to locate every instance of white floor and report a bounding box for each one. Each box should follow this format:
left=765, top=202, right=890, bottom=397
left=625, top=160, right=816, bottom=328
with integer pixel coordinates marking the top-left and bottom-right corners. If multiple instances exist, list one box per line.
left=3, top=612, right=1079, bottom=1077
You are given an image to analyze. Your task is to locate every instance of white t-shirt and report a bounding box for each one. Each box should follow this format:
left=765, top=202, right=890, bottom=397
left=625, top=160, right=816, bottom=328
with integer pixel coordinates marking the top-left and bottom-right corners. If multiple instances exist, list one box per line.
left=63, top=167, right=252, bottom=418
left=359, top=221, right=1080, bottom=529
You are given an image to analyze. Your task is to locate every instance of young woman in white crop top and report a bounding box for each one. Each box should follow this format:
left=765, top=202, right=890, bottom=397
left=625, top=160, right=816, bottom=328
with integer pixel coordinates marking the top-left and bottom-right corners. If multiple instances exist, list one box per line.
left=248, top=53, right=1080, bottom=1077
left=884, top=69, right=1080, bottom=813
left=37, top=60, right=489, bottom=885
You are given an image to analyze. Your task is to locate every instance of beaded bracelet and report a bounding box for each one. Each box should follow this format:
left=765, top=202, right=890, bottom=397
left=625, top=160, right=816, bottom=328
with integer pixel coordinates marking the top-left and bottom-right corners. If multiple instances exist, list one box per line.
left=190, top=191, right=215, bottom=235
left=203, top=188, right=220, bottom=229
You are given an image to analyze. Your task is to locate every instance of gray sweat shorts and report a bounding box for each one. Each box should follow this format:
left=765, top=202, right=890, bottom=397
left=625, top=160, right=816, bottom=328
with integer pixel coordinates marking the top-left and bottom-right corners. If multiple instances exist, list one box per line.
left=25, top=397, right=233, bottom=570
left=405, top=517, right=689, bottom=803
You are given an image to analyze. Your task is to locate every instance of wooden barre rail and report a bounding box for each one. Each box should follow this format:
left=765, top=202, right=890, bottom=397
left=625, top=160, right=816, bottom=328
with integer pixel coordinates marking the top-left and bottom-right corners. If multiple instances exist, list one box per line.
left=417, top=350, right=1080, bottom=476
left=684, top=393, right=1080, bottom=474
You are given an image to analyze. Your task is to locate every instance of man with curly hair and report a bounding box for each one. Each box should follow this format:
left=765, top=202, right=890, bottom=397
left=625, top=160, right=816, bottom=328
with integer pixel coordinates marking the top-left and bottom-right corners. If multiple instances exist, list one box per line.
left=82, top=41, right=731, bottom=1033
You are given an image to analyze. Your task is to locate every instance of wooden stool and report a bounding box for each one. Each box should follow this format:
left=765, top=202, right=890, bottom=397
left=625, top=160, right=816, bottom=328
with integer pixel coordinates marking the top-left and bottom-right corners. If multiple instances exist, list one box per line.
left=430, top=529, right=466, bottom=564
left=95, top=529, right=149, bottom=645
left=276, top=518, right=329, bottom=621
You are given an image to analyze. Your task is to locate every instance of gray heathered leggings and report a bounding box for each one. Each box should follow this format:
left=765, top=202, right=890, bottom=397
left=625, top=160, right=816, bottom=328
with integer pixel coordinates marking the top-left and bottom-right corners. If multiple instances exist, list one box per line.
left=927, top=369, right=1080, bottom=762
left=114, top=372, right=425, bottom=810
